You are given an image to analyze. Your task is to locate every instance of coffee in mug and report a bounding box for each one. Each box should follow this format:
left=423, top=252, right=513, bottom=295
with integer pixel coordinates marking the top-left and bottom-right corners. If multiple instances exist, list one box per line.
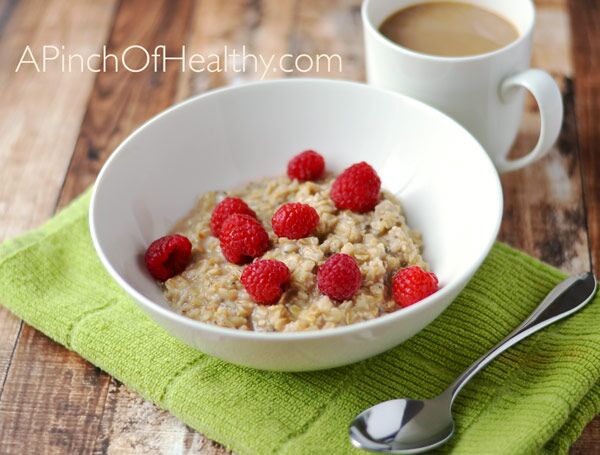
left=379, top=2, right=519, bottom=57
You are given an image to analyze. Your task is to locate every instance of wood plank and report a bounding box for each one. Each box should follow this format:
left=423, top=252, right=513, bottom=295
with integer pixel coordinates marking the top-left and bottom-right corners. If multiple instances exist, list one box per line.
left=0, top=0, right=117, bottom=448
left=533, top=0, right=573, bottom=77
left=0, top=0, right=18, bottom=36
left=0, top=328, right=110, bottom=453
left=175, top=0, right=296, bottom=100
left=291, top=0, right=363, bottom=80
left=499, top=78, right=590, bottom=273
left=0, top=0, right=115, bottom=241
left=572, top=419, right=600, bottom=454
left=93, top=379, right=229, bottom=454
left=0, top=0, right=194, bottom=453
left=568, top=0, right=600, bottom=277
left=566, top=0, right=600, bottom=450
left=56, top=0, right=194, bottom=209
left=499, top=0, right=588, bottom=274
left=0, top=305, right=21, bottom=396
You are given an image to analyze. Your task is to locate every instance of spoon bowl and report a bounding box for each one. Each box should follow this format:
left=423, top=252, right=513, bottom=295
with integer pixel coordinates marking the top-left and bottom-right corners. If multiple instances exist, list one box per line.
left=350, top=394, right=454, bottom=454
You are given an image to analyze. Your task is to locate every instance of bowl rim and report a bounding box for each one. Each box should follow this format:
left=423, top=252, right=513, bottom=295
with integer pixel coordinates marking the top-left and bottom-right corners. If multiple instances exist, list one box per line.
left=89, top=77, right=503, bottom=341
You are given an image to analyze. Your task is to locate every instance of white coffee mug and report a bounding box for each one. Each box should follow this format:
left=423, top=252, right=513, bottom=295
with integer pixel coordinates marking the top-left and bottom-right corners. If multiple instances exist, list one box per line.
left=362, top=0, right=563, bottom=173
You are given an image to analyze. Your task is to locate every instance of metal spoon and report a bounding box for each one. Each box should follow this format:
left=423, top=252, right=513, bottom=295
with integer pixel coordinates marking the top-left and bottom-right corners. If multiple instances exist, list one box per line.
left=349, top=272, right=598, bottom=454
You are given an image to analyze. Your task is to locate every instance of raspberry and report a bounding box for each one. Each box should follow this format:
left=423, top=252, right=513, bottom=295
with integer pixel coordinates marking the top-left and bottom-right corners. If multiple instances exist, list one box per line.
left=392, top=266, right=439, bottom=308
left=287, top=150, right=325, bottom=181
left=317, top=253, right=362, bottom=301
left=210, top=197, right=257, bottom=237
left=272, top=203, right=320, bottom=239
left=219, top=214, right=269, bottom=264
left=330, top=162, right=381, bottom=213
left=241, top=259, right=291, bottom=304
left=144, top=234, right=192, bottom=281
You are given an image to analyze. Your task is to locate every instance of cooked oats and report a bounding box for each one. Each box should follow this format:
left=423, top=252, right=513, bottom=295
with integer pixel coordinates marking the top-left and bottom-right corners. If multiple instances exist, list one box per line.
left=164, top=175, right=429, bottom=332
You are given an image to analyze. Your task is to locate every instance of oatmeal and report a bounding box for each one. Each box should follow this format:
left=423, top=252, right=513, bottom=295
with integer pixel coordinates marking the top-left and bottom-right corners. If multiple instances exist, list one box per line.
left=163, top=174, right=430, bottom=332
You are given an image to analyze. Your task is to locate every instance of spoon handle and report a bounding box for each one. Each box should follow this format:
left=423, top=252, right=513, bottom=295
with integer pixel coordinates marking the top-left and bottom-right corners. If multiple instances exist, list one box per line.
left=448, top=272, right=597, bottom=403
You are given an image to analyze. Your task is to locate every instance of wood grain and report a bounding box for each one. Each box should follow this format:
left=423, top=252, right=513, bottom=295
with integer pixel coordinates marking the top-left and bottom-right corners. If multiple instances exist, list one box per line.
left=0, top=0, right=115, bottom=240
left=56, top=0, right=194, bottom=208
left=500, top=0, right=588, bottom=274
left=567, top=0, right=600, bottom=449
left=0, top=0, right=117, bottom=445
left=93, top=379, right=229, bottom=454
left=572, top=419, right=600, bottom=454
left=533, top=0, right=573, bottom=77
left=291, top=0, right=363, bottom=80
left=499, top=78, right=590, bottom=273
left=0, top=303, right=21, bottom=398
left=0, top=329, right=109, bottom=453
left=0, top=0, right=18, bottom=37
left=0, top=0, right=197, bottom=453
left=175, top=0, right=296, bottom=99
left=568, top=0, right=600, bottom=277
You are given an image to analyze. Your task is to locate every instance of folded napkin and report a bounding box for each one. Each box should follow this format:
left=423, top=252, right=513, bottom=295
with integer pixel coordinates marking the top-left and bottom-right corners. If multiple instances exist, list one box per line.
left=1, top=191, right=599, bottom=454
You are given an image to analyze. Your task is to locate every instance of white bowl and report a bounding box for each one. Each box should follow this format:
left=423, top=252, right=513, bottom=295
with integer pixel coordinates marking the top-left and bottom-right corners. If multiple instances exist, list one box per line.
left=90, top=79, right=502, bottom=371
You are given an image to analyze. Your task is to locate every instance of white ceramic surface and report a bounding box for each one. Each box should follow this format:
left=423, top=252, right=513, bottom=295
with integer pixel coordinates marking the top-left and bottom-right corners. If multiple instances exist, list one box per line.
left=90, top=79, right=503, bottom=371
left=363, top=0, right=563, bottom=173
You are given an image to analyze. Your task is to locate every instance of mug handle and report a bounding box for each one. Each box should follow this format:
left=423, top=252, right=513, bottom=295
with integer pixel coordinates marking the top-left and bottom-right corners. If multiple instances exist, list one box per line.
left=497, top=69, right=563, bottom=173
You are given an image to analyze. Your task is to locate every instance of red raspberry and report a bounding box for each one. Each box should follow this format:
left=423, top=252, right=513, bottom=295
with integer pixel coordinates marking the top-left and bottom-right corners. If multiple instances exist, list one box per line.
left=144, top=234, right=192, bottom=281
left=272, top=203, right=320, bottom=239
left=241, top=259, right=291, bottom=304
left=210, top=197, right=257, bottom=237
left=392, top=266, right=439, bottom=308
left=219, top=214, right=269, bottom=265
left=287, top=150, right=325, bottom=181
left=330, top=162, right=381, bottom=213
left=317, top=253, right=362, bottom=301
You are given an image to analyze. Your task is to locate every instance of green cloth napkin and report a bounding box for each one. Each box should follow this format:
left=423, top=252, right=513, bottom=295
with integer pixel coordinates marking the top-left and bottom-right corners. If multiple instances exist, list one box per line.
left=1, top=191, right=599, bottom=455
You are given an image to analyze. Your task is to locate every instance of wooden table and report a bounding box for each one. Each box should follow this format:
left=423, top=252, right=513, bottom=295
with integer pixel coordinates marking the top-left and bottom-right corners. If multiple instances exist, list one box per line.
left=0, top=0, right=598, bottom=452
